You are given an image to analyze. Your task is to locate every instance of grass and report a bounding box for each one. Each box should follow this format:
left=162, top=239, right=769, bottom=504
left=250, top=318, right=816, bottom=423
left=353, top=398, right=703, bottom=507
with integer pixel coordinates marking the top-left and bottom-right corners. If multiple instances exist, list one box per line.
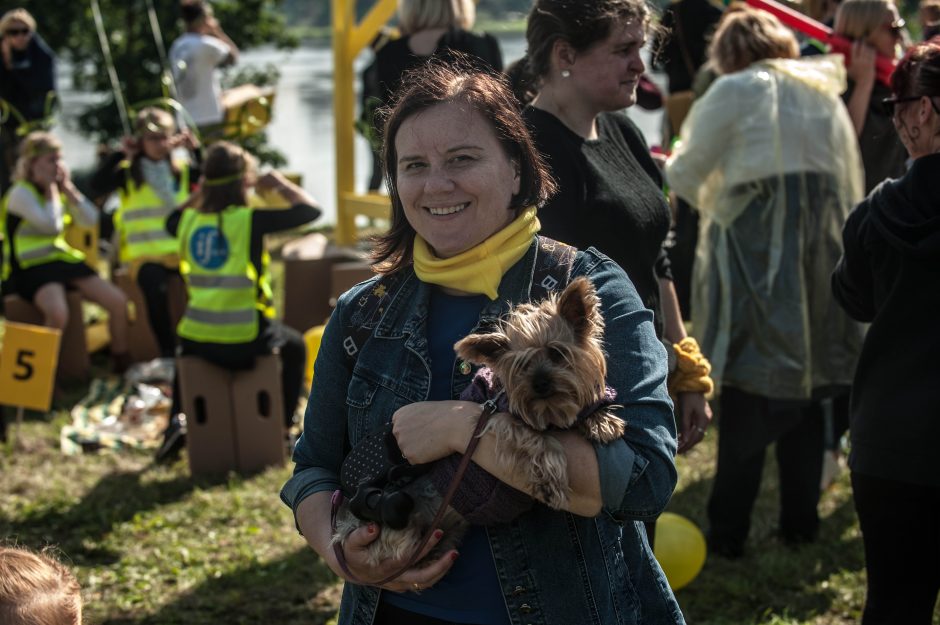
left=2, top=367, right=938, bottom=623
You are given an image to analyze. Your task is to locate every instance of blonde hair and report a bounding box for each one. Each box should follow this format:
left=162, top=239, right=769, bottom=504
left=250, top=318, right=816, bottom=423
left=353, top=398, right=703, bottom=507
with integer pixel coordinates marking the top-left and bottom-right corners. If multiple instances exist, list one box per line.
left=0, top=8, right=36, bottom=33
left=0, top=546, right=82, bottom=625
left=12, top=131, right=61, bottom=185
left=133, top=106, right=175, bottom=136
left=397, top=0, right=474, bottom=34
left=834, top=0, right=895, bottom=40
left=709, top=4, right=799, bottom=74
left=200, top=141, right=255, bottom=213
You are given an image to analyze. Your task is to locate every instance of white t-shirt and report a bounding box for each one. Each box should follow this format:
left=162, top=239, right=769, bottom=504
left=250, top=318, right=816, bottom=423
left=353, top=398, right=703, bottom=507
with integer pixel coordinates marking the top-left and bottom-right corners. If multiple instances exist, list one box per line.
left=169, top=32, right=231, bottom=126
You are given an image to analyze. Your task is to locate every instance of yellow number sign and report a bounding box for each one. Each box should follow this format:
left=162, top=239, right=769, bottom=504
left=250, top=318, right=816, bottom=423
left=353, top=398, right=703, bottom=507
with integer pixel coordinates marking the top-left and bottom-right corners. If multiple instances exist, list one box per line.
left=0, top=322, right=62, bottom=412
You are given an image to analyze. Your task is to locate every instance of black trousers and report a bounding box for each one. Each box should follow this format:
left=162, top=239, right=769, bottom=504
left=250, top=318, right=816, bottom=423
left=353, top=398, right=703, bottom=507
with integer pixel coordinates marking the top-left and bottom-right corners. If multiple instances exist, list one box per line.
left=852, top=471, right=940, bottom=625
left=707, top=387, right=825, bottom=553
left=136, top=262, right=180, bottom=358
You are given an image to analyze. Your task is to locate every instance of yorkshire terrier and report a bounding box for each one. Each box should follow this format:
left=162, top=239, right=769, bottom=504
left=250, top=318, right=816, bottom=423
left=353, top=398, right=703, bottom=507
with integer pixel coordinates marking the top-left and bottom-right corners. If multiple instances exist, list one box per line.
left=331, top=276, right=625, bottom=568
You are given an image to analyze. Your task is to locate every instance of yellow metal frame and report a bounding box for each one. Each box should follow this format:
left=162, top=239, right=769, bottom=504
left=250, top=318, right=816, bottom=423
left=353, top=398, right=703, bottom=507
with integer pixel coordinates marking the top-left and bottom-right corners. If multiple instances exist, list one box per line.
left=332, top=0, right=397, bottom=245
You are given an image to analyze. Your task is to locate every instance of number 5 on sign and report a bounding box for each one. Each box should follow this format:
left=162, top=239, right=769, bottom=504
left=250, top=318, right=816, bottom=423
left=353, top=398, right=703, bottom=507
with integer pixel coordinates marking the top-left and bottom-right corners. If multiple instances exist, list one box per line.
left=0, top=322, right=62, bottom=412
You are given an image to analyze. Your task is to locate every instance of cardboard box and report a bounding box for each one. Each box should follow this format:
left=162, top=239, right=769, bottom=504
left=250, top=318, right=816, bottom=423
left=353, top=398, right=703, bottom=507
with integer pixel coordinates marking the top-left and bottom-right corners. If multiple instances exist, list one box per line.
left=330, top=261, right=376, bottom=304
left=177, top=354, right=285, bottom=477
left=3, top=293, right=90, bottom=382
left=281, top=232, right=363, bottom=333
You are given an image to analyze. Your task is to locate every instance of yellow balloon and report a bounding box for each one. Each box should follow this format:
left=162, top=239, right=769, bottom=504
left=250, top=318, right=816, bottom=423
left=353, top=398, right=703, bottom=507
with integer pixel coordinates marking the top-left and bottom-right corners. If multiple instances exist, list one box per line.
left=303, top=324, right=326, bottom=388
left=654, top=512, right=707, bottom=591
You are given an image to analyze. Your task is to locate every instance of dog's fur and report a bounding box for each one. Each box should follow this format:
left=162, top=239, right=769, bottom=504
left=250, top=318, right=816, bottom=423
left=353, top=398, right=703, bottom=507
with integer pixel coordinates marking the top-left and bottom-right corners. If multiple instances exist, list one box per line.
left=331, top=276, right=625, bottom=568
left=454, top=276, right=625, bottom=509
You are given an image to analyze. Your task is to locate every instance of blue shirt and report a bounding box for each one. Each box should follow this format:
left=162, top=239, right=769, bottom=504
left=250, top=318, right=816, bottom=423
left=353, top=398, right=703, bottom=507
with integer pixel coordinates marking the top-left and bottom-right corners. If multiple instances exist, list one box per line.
left=383, top=288, right=509, bottom=624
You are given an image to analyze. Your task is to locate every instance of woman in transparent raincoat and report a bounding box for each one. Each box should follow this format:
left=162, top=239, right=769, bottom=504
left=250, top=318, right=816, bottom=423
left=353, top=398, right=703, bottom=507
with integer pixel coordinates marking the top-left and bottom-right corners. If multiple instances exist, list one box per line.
left=665, top=5, right=866, bottom=558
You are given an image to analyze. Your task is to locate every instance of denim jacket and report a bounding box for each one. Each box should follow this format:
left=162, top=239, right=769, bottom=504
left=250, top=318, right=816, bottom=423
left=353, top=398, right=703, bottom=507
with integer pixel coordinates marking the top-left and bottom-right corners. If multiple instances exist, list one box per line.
left=281, top=239, right=684, bottom=625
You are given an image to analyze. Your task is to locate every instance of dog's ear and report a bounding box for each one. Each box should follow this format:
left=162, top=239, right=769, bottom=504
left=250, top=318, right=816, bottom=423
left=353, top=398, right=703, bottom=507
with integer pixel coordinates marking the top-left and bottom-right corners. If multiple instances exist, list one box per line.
left=454, top=332, right=510, bottom=365
left=558, top=277, right=601, bottom=341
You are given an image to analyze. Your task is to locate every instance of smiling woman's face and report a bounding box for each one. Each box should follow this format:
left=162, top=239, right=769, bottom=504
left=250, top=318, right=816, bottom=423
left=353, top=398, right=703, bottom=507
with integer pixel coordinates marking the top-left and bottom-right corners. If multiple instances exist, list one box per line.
left=394, top=100, right=521, bottom=259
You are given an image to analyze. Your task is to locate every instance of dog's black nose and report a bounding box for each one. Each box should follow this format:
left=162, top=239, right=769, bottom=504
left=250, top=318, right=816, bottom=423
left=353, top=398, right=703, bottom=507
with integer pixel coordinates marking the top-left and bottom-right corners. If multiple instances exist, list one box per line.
left=532, top=371, right=554, bottom=397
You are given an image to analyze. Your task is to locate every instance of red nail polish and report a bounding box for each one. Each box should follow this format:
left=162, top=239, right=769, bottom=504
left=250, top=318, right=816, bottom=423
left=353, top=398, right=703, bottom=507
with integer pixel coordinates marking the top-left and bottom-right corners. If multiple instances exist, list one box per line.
left=367, top=524, right=376, bottom=534
left=450, top=551, right=459, bottom=561
left=433, top=529, right=443, bottom=540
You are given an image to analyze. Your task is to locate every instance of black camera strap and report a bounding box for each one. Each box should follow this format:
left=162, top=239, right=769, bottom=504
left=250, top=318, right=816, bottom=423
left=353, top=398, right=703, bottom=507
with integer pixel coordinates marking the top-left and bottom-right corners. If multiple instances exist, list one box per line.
left=331, top=392, right=502, bottom=587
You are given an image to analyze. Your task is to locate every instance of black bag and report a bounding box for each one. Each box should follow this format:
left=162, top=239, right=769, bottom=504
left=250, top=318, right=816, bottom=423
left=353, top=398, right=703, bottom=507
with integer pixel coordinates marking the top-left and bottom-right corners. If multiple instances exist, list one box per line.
left=340, top=423, right=429, bottom=530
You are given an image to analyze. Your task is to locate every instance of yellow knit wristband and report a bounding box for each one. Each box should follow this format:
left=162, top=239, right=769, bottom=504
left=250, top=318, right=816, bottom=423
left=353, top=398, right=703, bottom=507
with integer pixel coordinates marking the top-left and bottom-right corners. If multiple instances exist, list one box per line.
left=667, top=337, right=715, bottom=399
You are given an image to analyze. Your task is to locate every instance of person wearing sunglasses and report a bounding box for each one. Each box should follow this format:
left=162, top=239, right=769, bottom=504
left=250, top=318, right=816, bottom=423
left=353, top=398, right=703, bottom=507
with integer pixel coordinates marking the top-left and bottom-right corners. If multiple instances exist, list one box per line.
left=834, top=0, right=909, bottom=194
left=0, top=9, right=56, bottom=195
left=831, top=38, right=940, bottom=625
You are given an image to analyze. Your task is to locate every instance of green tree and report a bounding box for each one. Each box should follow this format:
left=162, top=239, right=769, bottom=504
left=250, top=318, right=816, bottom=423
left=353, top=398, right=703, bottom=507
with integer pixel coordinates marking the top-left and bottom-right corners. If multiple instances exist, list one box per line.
left=2, top=0, right=296, bottom=157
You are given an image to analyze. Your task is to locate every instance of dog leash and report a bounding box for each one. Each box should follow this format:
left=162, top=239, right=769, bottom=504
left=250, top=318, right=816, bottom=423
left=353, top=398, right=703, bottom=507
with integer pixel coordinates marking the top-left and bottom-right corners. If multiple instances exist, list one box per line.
left=331, top=393, right=503, bottom=587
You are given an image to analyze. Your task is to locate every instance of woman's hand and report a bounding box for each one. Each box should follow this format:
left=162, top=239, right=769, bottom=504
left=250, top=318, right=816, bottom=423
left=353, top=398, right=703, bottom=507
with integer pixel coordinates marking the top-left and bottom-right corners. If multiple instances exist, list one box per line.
left=847, top=40, right=877, bottom=88
left=120, top=135, right=140, bottom=158
left=173, top=128, right=199, bottom=152
left=391, top=400, right=481, bottom=464
left=333, top=522, right=459, bottom=592
left=676, top=391, right=713, bottom=454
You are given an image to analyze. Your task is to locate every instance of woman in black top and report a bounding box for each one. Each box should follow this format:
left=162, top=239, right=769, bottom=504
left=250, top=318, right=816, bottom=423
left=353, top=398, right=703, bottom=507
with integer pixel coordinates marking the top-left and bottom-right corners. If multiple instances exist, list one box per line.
left=523, top=0, right=711, bottom=456
left=361, top=0, right=502, bottom=191
left=831, top=40, right=940, bottom=625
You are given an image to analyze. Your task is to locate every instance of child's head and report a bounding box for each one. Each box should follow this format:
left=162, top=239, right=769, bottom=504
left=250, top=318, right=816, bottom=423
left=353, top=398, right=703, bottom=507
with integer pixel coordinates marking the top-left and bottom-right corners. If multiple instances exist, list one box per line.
left=200, top=140, right=256, bottom=213
left=13, top=131, right=63, bottom=189
left=0, top=546, right=82, bottom=625
left=134, top=107, right=176, bottom=161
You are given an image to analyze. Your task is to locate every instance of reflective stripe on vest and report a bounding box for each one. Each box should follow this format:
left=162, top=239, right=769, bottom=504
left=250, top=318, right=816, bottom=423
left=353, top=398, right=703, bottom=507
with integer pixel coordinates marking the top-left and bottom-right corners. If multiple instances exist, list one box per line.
left=1, top=182, right=85, bottom=277
left=116, top=160, right=189, bottom=262
left=176, top=205, right=273, bottom=344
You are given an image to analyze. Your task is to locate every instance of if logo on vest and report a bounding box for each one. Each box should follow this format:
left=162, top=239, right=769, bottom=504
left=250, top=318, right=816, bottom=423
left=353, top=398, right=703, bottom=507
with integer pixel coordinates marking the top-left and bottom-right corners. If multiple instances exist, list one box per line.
left=189, top=226, right=230, bottom=270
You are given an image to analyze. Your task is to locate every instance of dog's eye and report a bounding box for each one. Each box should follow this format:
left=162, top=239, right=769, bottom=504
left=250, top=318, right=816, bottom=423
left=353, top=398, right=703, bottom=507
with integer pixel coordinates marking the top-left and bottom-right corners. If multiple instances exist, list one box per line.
left=547, top=346, right=565, bottom=363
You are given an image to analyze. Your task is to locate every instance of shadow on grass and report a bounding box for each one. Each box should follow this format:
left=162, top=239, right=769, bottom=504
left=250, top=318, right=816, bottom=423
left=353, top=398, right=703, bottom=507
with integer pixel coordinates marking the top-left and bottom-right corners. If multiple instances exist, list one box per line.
left=1, top=467, right=222, bottom=566
left=669, top=466, right=865, bottom=624
left=102, top=547, right=341, bottom=625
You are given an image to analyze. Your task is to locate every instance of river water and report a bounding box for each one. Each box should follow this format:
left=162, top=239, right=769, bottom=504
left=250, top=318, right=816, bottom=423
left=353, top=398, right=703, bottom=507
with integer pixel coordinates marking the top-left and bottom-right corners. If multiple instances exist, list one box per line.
left=57, top=33, right=664, bottom=225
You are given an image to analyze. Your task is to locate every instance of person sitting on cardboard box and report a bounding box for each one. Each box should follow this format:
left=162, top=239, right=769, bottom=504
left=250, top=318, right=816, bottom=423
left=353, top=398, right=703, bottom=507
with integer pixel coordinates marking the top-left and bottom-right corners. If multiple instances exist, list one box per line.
left=91, top=107, right=200, bottom=358
left=1, top=131, right=131, bottom=372
left=156, top=141, right=320, bottom=461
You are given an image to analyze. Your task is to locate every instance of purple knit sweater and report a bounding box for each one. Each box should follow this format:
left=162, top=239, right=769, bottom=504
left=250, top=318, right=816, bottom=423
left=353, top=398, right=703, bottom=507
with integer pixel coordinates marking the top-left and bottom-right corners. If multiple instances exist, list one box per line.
left=427, top=368, right=534, bottom=525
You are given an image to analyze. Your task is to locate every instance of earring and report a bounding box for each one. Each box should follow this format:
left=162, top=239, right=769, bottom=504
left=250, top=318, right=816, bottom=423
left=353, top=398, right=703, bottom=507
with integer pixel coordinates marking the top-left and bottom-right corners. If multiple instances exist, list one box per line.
left=561, top=69, right=571, bottom=78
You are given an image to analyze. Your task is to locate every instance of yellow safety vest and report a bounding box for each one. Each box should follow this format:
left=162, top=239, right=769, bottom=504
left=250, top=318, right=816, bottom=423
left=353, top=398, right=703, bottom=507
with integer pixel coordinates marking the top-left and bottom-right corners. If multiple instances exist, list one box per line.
left=115, top=160, right=189, bottom=264
left=1, top=181, right=85, bottom=280
left=176, top=205, right=274, bottom=343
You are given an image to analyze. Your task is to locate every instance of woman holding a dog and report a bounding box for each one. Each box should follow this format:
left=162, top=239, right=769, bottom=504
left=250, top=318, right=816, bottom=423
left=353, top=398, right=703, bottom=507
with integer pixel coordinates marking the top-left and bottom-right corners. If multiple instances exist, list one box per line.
left=281, top=63, right=685, bottom=625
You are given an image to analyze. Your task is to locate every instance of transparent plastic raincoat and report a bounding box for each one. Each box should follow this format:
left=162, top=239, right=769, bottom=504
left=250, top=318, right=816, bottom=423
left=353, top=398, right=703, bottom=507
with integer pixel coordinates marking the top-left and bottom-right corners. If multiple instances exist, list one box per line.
left=666, top=55, right=865, bottom=399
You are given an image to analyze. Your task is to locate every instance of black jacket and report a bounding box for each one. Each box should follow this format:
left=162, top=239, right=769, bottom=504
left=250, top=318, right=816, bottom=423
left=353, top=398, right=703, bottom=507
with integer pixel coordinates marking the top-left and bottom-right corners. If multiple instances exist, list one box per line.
left=832, top=152, right=940, bottom=487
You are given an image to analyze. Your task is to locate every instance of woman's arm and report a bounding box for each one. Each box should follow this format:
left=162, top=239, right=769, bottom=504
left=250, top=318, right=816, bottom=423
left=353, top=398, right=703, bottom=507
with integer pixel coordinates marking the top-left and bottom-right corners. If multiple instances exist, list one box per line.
left=391, top=400, right=603, bottom=516
left=282, top=293, right=457, bottom=591
left=6, top=185, right=64, bottom=234
left=845, top=41, right=877, bottom=137
left=832, top=200, right=877, bottom=322
left=659, top=277, right=713, bottom=453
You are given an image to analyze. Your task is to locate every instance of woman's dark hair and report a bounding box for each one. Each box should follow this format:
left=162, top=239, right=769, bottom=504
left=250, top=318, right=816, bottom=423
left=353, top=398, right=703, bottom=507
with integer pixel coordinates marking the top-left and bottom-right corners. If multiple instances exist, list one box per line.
left=199, top=141, right=253, bottom=214
left=372, top=59, right=557, bottom=274
left=891, top=38, right=940, bottom=100
left=525, top=0, right=653, bottom=81
left=181, top=1, right=209, bottom=25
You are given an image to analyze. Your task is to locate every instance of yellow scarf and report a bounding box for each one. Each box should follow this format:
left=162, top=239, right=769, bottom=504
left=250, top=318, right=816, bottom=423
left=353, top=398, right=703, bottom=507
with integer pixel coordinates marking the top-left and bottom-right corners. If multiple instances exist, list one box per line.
left=413, top=206, right=540, bottom=300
